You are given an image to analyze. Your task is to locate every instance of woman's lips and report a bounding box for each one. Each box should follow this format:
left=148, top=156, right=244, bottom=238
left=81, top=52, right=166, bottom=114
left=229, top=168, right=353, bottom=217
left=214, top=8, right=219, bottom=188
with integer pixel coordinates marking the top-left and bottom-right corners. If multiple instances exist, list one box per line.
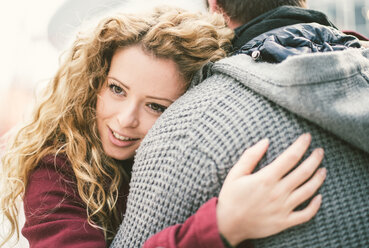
left=108, top=128, right=139, bottom=147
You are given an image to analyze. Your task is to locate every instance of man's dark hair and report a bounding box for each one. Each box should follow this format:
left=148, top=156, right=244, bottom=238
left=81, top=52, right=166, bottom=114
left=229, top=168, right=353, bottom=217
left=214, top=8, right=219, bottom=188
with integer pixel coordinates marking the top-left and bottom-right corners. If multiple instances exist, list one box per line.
left=217, top=0, right=307, bottom=24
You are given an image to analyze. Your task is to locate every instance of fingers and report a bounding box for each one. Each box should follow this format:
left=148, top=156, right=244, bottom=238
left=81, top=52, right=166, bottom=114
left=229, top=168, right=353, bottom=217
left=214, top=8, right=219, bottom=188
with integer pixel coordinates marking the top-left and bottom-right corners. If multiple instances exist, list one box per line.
left=286, top=167, right=326, bottom=209
left=226, top=138, right=269, bottom=181
left=286, top=194, right=322, bottom=228
left=264, top=133, right=312, bottom=179
left=281, top=148, right=324, bottom=192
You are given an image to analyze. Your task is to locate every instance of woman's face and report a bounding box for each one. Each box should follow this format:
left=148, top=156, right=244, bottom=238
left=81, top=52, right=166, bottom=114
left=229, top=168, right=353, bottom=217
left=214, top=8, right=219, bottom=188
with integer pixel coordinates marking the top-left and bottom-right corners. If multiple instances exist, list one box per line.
left=96, top=45, right=185, bottom=161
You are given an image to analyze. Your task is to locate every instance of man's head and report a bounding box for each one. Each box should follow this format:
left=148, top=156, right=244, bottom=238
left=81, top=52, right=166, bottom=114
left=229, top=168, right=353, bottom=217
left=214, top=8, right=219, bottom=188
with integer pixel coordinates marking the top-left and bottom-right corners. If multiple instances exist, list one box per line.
left=207, top=0, right=307, bottom=28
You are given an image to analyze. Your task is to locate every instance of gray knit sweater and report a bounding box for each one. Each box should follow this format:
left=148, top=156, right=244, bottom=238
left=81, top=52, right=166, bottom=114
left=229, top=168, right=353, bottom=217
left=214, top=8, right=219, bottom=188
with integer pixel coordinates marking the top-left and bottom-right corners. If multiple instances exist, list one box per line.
left=111, top=49, right=369, bottom=247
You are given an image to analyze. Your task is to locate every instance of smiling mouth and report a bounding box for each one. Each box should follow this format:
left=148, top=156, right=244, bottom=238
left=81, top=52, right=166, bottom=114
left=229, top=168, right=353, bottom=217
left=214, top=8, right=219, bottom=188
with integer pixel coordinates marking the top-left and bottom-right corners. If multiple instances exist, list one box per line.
left=112, top=131, right=139, bottom=141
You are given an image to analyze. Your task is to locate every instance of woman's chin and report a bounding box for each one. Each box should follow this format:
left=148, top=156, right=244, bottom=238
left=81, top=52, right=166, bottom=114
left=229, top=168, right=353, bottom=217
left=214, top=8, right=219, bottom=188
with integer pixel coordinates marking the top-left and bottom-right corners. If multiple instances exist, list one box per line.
left=105, top=147, right=136, bottom=161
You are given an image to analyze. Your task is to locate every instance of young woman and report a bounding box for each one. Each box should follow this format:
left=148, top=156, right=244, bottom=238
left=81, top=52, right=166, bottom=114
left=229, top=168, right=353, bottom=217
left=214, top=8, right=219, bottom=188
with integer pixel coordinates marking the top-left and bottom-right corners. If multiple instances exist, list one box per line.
left=0, top=6, right=325, bottom=247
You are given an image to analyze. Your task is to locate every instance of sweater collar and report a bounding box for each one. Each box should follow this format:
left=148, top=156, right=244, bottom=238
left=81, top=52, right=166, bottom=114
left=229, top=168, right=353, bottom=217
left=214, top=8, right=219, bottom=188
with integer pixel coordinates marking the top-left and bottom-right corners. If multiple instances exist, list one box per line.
left=233, top=6, right=336, bottom=51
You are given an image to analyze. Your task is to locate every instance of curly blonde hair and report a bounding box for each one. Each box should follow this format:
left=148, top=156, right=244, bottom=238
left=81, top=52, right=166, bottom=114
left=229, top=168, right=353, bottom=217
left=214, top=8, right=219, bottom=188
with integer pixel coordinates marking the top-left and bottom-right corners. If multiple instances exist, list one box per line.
left=0, top=6, right=233, bottom=245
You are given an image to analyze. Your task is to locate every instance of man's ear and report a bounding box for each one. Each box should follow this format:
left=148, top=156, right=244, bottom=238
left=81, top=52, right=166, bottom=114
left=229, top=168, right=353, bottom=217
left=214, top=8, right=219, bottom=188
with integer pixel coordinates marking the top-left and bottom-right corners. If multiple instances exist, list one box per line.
left=208, top=0, right=220, bottom=13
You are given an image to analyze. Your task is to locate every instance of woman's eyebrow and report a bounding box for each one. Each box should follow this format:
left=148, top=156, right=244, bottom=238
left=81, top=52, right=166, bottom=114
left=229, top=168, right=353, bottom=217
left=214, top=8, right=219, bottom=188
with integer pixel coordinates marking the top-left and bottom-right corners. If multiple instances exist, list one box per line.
left=146, top=95, right=174, bottom=103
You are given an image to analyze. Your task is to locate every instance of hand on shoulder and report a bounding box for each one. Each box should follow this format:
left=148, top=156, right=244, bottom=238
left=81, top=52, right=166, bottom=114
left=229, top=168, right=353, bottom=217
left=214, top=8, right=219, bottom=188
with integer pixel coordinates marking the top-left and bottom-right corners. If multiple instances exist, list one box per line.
left=217, top=134, right=326, bottom=246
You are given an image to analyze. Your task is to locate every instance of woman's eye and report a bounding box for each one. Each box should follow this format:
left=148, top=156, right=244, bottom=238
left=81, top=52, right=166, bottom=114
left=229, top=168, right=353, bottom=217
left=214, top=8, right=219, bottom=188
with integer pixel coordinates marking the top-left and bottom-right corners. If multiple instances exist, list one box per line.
left=147, top=103, right=167, bottom=114
left=108, top=83, right=125, bottom=96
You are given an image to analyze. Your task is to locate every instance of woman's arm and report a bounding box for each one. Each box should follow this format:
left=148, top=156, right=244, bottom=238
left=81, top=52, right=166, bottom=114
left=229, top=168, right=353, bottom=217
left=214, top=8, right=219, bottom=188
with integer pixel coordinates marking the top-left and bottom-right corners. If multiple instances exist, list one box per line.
left=23, top=134, right=324, bottom=248
left=143, top=198, right=225, bottom=247
left=22, top=156, right=106, bottom=248
left=141, top=134, right=325, bottom=247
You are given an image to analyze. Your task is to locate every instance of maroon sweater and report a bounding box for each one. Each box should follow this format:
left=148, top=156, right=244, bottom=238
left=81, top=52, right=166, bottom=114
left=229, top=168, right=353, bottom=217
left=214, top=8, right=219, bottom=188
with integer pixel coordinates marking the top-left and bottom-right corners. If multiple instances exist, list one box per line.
left=22, top=155, right=224, bottom=247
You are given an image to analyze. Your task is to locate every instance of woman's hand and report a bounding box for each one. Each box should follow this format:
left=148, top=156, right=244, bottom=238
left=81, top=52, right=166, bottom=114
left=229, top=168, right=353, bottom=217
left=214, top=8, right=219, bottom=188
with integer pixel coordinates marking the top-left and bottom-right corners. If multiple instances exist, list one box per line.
left=217, top=133, right=326, bottom=246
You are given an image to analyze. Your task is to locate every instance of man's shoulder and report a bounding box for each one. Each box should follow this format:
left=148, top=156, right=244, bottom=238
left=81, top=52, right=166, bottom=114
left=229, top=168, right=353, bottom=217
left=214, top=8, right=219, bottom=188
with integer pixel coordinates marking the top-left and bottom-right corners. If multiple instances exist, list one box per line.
left=212, top=48, right=369, bottom=86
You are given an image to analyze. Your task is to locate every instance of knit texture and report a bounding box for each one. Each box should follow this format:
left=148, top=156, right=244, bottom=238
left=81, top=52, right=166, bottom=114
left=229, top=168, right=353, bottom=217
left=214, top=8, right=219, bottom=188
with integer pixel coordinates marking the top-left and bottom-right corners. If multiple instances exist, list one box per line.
left=216, top=49, right=369, bottom=153
left=111, top=49, right=369, bottom=247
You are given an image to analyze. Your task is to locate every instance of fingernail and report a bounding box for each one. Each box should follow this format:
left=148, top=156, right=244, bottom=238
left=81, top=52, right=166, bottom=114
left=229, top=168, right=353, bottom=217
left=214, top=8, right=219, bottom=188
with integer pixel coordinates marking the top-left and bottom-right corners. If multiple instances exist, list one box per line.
left=319, top=168, right=327, bottom=177
left=315, top=194, right=322, bottom=203
left=316, top=148, right=324, bottom=156
left=258, top=138, right=269, bottom=146
left=303, top=133, right=311, bottom=141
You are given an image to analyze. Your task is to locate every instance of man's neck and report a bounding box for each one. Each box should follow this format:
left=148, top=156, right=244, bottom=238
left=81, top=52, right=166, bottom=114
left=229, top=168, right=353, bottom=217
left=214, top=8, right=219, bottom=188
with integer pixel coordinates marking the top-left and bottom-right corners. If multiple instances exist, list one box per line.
left=227, top=19, right=242, bottom=29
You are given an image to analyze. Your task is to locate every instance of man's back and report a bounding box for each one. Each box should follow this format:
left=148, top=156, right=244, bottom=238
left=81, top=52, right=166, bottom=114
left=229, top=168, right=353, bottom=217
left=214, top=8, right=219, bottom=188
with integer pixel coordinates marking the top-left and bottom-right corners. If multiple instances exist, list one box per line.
left=111, top=50, right=369, bottom=247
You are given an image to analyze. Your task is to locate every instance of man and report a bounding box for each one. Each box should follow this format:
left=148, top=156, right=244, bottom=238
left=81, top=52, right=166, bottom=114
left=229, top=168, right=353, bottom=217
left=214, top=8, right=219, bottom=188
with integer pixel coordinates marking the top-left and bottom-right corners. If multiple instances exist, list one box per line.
left=111, top=1, right=369, bottom=247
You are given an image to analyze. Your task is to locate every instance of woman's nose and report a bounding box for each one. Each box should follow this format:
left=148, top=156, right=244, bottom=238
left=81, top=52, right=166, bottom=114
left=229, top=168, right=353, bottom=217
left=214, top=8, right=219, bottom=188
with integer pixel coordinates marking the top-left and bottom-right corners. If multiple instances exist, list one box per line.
left=116, top=101, right=139, bottom=128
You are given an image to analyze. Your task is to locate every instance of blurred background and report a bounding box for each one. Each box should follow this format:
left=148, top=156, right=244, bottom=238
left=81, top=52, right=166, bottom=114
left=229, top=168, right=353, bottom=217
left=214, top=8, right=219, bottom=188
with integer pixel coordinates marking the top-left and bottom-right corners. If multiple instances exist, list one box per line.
left=0, top=0, right=368, bottom=247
